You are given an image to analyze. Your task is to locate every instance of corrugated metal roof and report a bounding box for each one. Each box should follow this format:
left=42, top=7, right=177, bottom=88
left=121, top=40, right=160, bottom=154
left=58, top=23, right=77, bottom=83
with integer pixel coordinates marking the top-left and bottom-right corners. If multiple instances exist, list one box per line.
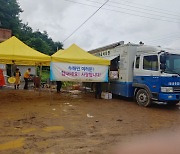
left=88, top=41, right=124, bottom=54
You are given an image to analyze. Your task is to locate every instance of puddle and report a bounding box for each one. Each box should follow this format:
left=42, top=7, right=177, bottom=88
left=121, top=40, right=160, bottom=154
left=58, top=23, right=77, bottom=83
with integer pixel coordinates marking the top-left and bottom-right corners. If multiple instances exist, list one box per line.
left=22, top=128, right=36, bottom=133
left=0, top=138, right=25, bottom=151
left=43, top=126, right=64, bottom=132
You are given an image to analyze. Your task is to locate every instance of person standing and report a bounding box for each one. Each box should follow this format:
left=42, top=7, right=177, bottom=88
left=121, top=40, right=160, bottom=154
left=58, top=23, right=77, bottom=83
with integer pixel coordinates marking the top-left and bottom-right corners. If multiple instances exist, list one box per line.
left=24, top=68, right=31, bottom=90
left=95, top=82, right=102, bottom=99
left=0, top=68, right=5, bottom=88
left=56, top=81, right=62, bottom=93
left=14, top=68, right=21, bottom=89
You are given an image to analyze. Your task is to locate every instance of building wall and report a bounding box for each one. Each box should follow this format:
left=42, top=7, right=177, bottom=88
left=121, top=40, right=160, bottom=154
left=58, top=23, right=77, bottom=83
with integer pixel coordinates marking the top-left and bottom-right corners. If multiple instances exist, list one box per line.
left=0, top=28, right=11, bottom=82
left=0, top=28, right=12, bottom=42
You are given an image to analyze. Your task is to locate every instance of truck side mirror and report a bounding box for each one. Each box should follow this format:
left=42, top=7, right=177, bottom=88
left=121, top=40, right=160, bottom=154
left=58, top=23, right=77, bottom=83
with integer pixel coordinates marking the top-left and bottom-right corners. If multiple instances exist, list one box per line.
left=160, top=63, right=166, bottom=71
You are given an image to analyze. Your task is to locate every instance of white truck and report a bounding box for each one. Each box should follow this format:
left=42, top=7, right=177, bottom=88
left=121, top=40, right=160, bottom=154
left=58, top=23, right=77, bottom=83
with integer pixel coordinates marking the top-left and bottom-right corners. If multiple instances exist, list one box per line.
left=89, top=42, right=180, bottom=107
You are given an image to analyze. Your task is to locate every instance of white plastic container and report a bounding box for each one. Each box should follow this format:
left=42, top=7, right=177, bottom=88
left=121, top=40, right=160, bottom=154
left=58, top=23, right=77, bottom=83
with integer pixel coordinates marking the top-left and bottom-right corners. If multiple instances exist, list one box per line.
left=101, top=92, right=112, bottom=99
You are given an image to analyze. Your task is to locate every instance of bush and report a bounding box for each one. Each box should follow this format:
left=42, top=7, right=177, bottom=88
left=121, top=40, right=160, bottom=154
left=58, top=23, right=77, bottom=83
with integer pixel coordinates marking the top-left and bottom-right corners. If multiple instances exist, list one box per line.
left=41, top=70, right=50, bottom=83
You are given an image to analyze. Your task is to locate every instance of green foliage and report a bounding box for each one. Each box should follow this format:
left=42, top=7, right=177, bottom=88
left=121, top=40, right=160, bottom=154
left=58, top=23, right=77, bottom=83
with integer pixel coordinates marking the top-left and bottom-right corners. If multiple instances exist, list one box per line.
left=0, top=0, right=63, bottom=55
left=26, top=37, right=52, bottom=55
left=0, top=0, right=22, bottom=35
left=41, top=70, right=50, bottom=83
left=62, top=82, right=73, bottom=88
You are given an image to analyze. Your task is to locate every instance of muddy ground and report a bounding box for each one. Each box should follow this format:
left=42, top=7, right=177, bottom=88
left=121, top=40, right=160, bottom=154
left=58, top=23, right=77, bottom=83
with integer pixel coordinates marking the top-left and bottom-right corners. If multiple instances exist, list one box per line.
left=0, top=90, right=180, bottom=154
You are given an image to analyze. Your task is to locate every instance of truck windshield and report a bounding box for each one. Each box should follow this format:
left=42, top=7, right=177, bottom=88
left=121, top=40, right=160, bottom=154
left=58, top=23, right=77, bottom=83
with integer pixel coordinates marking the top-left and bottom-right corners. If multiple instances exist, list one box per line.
left=162, top=54, right=180, bottom=75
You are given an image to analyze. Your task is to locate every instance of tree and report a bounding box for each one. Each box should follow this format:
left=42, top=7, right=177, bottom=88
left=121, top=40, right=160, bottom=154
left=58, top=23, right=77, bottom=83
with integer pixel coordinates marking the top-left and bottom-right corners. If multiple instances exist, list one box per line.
left=0, top=0, right=63, bottom=55
left=26, top=38, right=51, bottom=55
left=0, top=0, right=22, bottom=35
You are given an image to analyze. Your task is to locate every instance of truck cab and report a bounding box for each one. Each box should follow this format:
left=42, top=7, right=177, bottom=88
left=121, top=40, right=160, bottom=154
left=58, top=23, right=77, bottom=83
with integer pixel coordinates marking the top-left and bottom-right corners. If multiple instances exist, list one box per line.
left=133, top=46, right=180, bottom=106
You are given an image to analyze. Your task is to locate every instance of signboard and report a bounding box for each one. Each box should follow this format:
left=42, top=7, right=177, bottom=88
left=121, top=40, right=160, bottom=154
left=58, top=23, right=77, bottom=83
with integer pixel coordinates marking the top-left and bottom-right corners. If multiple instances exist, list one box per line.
left=50, top=62, right=109, bottom=82
left=109, top=71, right=119, bottom=79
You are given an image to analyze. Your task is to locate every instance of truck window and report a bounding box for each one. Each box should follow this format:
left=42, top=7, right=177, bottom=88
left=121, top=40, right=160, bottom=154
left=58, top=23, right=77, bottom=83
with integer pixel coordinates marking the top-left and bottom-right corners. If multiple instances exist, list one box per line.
left=110, top=56, right=120, bottom=71
left=143, top=55, right=158, bottom=71
left=135, top=56, right=140, bottom=69
left=174, top=59, right=180, bottom=70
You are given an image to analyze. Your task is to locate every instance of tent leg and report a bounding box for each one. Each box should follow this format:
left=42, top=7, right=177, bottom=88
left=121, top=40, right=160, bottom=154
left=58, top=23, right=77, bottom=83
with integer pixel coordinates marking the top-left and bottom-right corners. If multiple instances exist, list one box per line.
left=108, top=67, right=110, bottom=98
left=39, top=65, right=42, bottom=96
left=34, top=65, right=38, bottom=93
left=49, top=81, right=53, bottom=105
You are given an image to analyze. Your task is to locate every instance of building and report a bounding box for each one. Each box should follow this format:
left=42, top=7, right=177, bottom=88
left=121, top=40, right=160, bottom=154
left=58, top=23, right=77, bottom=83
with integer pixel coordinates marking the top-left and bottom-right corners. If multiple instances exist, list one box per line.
left=0, top=28, right=12, bottom=42
left=88, top=41, right=124, bottom=57
left=0, top=28, right=12, bottom=82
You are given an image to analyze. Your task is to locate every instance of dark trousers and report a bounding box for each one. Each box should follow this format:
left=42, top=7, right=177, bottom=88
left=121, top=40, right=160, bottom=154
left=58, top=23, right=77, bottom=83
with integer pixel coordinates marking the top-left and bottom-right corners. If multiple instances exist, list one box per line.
left=56, top=81, right=62, bottom=92
left=95, top=83, right=102, bottom=99
left=14, top=84, right=19, bottom=89
left=24, top=78, right=28, bottom=89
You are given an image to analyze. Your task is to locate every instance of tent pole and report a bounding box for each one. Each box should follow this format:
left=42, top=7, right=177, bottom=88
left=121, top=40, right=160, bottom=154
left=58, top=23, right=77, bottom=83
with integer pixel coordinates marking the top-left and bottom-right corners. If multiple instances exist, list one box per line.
left=40, top=65, right=42, bottom=78
left=108, top=66, right=110, bottom=98
left=49, top=81, right=53, bottom=105
left=34, top=64, right=37, bottom=93
left=39, top=64, right=42, bottom=96
left=49, top=62, right=53, bottom=105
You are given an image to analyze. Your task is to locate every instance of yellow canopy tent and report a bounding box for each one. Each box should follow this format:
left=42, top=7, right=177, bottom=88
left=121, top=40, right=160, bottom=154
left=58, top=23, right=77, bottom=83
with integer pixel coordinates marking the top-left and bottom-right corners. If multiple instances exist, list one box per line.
left=50, top=44, right=110, bottom=82
left=0, top=36, right=51, bottom=66
left=51, top=44, right=110, bottom=65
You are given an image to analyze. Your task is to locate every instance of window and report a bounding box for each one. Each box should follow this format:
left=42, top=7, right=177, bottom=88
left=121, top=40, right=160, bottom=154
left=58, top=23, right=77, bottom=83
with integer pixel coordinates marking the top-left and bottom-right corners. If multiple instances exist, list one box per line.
left=143, top=55, right=158, bottom=71
left=162, top=54, right=180, bottom=75
left=174, top=59, right=180, bottom=70
left=110, top=56, right=120, bottom=71
left=135, top=56, right=140, bottom=69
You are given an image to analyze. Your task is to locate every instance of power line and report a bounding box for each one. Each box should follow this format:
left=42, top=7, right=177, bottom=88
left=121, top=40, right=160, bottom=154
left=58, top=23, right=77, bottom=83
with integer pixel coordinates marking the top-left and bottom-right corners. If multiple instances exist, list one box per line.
left=64, top=0, right=180, bottom=24
left=111, top=0, right=180, bottom=16
left=78, top=0, right=180, bottom=21
left=145, top=36, right=180, bottom=49
left=62, top=0, right=109, bottom=43
left=85, top=0, right=180, bottom=19
left=148, top=40, right=180, bottom=50
left=146, top=33, right=180, bottom=42
left=147, top=35, right=180, bottom=43
left=108, top=1, right=180, bottom=19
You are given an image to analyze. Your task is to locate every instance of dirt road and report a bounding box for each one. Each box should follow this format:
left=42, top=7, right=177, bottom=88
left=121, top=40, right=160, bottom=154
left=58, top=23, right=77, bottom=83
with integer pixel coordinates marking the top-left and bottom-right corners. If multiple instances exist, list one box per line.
left=0, top=90, right=180, bottom=154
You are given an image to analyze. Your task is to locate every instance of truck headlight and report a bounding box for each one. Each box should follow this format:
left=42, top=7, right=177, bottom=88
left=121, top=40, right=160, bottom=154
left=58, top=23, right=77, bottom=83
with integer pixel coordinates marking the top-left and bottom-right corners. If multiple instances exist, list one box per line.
left=161, top=87, right=173, bottom=93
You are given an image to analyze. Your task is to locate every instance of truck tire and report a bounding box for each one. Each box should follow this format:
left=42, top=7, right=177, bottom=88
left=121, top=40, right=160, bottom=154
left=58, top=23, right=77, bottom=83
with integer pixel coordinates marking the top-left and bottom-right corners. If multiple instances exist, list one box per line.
left=136, top=89, right=151, bottom=107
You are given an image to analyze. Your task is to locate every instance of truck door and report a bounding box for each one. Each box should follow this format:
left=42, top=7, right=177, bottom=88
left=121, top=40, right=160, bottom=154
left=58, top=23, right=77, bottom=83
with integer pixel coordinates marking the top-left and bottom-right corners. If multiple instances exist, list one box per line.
left=134, top=54, right=160, bottom=95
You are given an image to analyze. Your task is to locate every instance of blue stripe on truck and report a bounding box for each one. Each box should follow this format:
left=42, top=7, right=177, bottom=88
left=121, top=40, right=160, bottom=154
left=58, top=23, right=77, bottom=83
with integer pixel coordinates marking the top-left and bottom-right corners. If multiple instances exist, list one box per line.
left=110, top=81, right=133, bottom=97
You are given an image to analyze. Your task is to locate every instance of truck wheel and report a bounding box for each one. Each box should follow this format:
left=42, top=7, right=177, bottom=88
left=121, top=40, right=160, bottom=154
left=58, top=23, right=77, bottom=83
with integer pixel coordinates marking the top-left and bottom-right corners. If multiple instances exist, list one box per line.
left=136, top=89, right=151, bottom=107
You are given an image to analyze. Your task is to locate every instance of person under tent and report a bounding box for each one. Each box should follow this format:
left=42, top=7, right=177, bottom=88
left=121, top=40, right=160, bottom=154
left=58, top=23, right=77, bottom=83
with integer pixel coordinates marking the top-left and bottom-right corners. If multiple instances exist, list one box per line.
left=95, top=82, right=102, bottom=99
left=14, top=68, right=21, bottom=89
left=0, top=68, right=5, bottom=88
left=24, top=68, right=31, bottom=90
left=56, top=81, right=62, bottom=93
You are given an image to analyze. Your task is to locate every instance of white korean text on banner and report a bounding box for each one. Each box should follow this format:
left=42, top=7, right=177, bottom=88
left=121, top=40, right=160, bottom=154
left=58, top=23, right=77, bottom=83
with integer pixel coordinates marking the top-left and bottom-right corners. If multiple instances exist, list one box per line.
left=50, top=62, right=108, bottom=82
